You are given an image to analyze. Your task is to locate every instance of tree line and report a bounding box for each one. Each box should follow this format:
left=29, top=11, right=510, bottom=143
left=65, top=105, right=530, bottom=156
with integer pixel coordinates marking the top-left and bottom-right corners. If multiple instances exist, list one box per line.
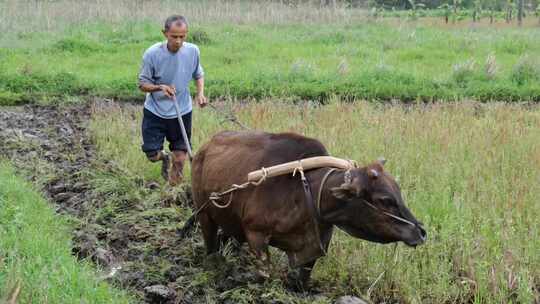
left=277, top=0, right=540, bottom=25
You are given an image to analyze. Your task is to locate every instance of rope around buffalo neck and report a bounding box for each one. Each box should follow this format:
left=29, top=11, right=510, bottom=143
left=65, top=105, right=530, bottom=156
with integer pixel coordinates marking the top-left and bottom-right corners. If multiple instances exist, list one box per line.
left=316, top=168, right=338, bottom=218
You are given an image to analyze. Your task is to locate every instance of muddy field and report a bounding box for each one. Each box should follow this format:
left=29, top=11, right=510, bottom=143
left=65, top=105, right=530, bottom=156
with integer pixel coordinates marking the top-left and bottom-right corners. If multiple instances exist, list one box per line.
left=0, top=102, right=341, bottom=304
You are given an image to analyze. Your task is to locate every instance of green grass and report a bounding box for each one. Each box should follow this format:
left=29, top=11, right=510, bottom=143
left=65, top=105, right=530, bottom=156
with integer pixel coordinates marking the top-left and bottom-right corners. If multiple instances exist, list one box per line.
left=1, top=12, right=540, bottom=104
left=89, top=100, right=540, bottom=303
left=0, top=161, right=133, bottom=304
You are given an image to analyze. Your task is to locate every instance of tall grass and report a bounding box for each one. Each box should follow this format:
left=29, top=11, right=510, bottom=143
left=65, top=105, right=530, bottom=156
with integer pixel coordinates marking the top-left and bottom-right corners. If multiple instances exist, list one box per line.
left=2, top=1, right=540, bottom=104
left=90, top=100, right=540, bottom=303
left=0, top=161, right=133, bottom=303
left=0, top=0, right=364, bottom=34
left=2, top=21, right=540, bottom=104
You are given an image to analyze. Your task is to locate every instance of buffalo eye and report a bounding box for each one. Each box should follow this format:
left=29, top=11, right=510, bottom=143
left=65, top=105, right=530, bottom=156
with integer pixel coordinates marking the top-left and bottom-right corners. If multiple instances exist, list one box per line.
left=374, top=196, right=401, bottom=215
left=378, top=196, right=395, bottom=206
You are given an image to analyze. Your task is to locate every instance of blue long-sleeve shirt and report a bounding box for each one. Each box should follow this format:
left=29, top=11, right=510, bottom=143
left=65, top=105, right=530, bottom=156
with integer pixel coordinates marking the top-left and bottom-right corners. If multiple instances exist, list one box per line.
left=138, top=42, right=204, bottom=118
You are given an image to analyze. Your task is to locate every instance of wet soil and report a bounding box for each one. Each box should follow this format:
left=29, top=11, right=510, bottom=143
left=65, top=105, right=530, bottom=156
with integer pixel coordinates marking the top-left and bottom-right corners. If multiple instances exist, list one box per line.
left=0, top=103, right=333, bottom=304
left=0, top=105, right=96, bottom=214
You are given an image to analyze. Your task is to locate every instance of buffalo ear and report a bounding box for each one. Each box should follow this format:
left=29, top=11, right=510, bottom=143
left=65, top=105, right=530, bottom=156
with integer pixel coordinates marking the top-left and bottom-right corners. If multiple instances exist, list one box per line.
left=368, top=169, right=379, bottom=179
left=331, top=177, right=362, bottom=201
left=368, top=158, right=385, bottom=179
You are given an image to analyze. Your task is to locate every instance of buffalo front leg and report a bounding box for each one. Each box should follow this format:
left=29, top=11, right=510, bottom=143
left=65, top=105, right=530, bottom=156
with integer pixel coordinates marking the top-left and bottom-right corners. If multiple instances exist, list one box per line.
left=199, top=212, right=219, bottom=255
left=287, top=226, right=334, bottom=291
left=245, top=230, right=272, bottom=279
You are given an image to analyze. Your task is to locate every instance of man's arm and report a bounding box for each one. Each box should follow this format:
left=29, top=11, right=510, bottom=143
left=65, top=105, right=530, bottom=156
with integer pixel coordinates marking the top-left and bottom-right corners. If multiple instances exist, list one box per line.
left=194, top=77, right=207, bottom=107
left=195, top=77, right=204, bottom=97
left=139, top=82, right=176, bottom=99
left=192, top=46, right=207, bottom=107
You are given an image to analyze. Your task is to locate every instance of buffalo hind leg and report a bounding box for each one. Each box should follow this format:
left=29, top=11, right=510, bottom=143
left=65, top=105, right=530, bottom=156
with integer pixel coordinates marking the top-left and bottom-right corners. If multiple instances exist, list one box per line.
left=199, top=212, right=219, bottom=255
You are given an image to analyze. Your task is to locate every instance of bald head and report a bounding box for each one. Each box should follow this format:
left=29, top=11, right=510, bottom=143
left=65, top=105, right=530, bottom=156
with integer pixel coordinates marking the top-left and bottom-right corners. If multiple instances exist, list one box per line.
left=164, top=15, right=188, bottom=32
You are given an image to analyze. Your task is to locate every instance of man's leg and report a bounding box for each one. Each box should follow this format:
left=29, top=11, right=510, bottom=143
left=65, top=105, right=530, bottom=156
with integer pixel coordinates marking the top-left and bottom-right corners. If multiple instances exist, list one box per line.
left=146, top=150, right=172, bottom=181
left=165, top=111, right=192, bottom=186
left=141, top=109, right=170, bottom=181
left=168, top=150, right=187, bottom=186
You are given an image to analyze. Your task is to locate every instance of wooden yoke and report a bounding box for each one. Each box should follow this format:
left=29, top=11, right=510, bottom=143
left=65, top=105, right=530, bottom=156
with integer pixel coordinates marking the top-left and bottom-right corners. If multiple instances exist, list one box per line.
left=247, top=156, right=356, bottom=183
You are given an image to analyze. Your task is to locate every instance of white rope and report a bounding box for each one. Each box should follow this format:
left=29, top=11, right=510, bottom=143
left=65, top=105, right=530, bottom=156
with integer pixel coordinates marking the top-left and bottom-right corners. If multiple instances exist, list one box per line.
left=207, top=158, right=356, bottom=210
left=317, top=168, right=337, bottom=216
left=292, top=162, right=306, bottom=181
left=209, top=166, right=269, bottom=209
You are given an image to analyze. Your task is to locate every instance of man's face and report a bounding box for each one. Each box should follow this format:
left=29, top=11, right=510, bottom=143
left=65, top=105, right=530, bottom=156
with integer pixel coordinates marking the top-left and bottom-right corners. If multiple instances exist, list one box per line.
left=163, top=22, right=188, bottom=52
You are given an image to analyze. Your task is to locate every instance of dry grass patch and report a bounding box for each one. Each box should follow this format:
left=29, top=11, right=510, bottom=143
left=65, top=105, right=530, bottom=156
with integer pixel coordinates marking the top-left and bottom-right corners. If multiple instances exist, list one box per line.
left=90, top=100, right=539, bottom=303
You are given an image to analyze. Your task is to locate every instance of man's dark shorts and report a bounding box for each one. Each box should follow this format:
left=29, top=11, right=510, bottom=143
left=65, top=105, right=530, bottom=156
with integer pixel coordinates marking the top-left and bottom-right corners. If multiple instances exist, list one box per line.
left=141, top=108, right=192, bottom=157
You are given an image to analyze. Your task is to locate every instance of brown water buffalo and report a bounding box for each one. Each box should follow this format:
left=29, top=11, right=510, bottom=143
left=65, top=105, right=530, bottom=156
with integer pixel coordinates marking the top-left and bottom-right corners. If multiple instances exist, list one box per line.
left=191, top=130, right=426, bottom=289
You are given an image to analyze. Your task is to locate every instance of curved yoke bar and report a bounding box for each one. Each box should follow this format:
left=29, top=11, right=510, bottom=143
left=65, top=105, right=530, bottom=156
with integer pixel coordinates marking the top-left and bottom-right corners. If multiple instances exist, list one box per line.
left=247, top=156, right=357, bottom=182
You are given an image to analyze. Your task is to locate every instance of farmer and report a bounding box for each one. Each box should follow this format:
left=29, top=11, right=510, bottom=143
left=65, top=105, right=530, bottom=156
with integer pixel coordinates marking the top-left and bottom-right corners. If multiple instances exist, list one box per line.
left=138, top=15, right=207, bottom=186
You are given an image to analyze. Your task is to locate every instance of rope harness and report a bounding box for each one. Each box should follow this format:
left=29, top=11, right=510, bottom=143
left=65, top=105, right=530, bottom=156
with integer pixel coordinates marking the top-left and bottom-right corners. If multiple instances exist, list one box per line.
left=292, top=164, right=325, bottom=253
left=316, top=168, right=338, bottom=218
left=190, top=158, right=416, bottom=229
left=187, top=167, right=270, bottom=219
left=209, top=167, right=269, bottom=208
left=182, top=158, right=413, bottom=284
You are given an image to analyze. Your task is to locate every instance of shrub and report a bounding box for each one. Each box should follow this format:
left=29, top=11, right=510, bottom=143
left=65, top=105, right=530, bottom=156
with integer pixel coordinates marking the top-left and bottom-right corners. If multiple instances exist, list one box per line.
left=0, top=90, right=24, bottom=106
left=1, top=72, right=83, bottom=95
left=290, top=59, right=316, bottom=80
left=452, top=59, right=476, bottom=85
left=510, top=55, right=540, bottom=85
left=51, top=37, right=102, bottom=54
left=0, top=71, right=89, bottom=103
left=484, top=53, right=498, bottom=80
left=189, top=28, right=211, bottom=44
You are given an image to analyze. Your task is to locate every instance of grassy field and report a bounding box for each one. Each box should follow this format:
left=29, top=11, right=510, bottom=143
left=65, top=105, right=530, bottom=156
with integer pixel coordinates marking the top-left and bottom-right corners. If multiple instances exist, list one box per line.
left=90, top=100, right=540, bottom=303
left=1, top=0, right=540, bottom=104
left=2, top=0, right=540, bottom=302
left=0, top=161, right=133, bottom=304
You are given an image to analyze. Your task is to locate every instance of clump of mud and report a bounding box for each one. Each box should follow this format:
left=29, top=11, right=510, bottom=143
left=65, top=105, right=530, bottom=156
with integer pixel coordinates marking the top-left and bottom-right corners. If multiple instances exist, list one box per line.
left=0, top=103, right=336, bottom=304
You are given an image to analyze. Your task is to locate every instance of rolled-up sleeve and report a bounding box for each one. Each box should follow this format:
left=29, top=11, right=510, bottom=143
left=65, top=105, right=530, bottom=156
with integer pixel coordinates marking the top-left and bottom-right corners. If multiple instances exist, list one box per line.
left=192, top=47, right=204, bottom=80
left=138, top=52, right=154, bottom=85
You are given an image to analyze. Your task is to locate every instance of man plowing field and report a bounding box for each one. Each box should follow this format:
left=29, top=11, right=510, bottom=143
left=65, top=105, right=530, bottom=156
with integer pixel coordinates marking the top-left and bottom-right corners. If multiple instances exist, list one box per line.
left=138, top=15, right=207, bottom=186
